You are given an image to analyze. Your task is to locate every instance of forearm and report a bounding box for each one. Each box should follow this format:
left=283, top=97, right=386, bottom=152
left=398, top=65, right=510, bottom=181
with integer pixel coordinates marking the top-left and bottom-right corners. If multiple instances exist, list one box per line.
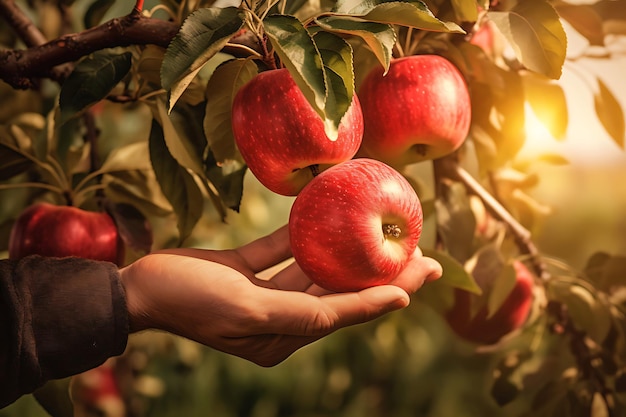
left=0, top=256, right=129, bottom=409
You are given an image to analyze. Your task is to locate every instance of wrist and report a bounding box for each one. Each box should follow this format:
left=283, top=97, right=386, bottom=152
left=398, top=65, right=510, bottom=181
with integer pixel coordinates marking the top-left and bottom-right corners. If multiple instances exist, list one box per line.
left=119, top=262, right=151, bottom=333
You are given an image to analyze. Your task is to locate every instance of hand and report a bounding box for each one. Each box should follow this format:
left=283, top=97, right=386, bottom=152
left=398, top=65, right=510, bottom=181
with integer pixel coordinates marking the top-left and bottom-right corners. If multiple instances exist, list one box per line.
left=119, top=226, right=442, bottom=366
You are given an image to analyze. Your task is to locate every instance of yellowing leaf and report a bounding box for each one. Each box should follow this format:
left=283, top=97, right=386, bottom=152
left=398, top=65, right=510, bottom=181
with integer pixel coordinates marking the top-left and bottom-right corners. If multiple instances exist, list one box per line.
left=595, top=77, right=625, bottom=149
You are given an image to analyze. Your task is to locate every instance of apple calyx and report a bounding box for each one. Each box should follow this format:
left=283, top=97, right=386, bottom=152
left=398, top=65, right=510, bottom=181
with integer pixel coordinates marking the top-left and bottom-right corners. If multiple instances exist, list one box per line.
left=309, top=164, right=320, bottom=177
left=412, top=144, right=429, bottom=157
left=383, top=223, right=402, bottom=238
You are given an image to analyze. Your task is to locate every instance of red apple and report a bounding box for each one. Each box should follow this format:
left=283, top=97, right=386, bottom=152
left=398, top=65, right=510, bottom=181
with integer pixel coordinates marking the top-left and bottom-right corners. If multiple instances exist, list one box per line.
left=231, top=68, right=364, bottom=196
left=356, top=55, right=471, bottom=168
left=8, top=202, right=122, bottom=265
left=445, top=260, right=534, bottom=345
left=289, top=158, right=423, bottom=292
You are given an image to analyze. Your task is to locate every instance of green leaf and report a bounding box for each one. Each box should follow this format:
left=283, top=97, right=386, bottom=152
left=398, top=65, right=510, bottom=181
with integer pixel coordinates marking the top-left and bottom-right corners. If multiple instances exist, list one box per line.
left=99, top=141, right=153, bottom=174
left=422, top=248, right=482, bottom=294
left=523, top=72, right=568, bottom=140
left=148, top=119, right=204, bottom=244
left=59, top=51, right=132, bottom=124
left=205, top=150, right=247, bottom=212
left=435, top=181, right=476, bottom=264
left=263, top=15, right=328, bottom=133
left=161, top=7, right=244, bottom=110
left=584, top=252, right=626, bottom=293
left=594, top=77, right=625, bottom=149
left=548, top=281, right=612, bottom=345
left=334, top=0, right=465, bottom=33
left=107, top=202, right=153, bottom=255
left=488, top=0, right=567, bottom=79
left=315, top=17, right=395, bottom=73
left=102, top=170, right=173, bottom=217
left=154, top=98, right=206, bottom=175
left=313, top=31, right=354, bottom=138
left=204, top=58, right=258, bottom=163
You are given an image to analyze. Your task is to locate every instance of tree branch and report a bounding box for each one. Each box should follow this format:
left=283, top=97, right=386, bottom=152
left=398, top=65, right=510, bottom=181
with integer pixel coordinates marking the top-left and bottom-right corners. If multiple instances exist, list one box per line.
left=0, top=10, right=179, bottom=89
left=0, top=8, right=262, bottom=90
left=434, top=155, right=549, bottom=280
left=0, top=0, right=47, bottom=47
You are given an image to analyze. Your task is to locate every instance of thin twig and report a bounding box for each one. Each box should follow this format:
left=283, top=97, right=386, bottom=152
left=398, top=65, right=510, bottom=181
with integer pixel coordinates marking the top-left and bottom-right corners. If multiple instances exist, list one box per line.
left=454, top=164, right=549, bottom=280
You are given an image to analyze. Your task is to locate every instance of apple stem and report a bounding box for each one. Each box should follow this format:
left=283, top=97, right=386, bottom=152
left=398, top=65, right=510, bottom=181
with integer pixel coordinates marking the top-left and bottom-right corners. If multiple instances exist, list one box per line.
left=382, top=224, right=402, bottom=239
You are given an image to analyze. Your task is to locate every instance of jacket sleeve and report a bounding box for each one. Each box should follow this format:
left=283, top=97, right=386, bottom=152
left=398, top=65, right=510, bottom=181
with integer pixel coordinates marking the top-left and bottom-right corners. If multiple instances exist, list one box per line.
left=0, top=255, right=129, bottom=409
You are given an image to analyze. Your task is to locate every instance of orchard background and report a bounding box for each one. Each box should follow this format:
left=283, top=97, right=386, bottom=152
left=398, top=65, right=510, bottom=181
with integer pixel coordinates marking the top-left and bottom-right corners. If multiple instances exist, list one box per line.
left=1, top=0, right=626, bottom=415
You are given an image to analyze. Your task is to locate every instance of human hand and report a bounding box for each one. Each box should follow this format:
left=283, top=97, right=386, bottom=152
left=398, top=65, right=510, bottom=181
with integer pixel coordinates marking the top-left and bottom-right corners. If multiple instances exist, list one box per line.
left=119, top=226, right=442, bottom=366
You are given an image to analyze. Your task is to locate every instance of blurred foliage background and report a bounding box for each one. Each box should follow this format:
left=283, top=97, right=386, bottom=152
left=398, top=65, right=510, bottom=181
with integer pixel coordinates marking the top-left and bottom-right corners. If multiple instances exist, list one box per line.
left=1, top=0, right=626, bottom=416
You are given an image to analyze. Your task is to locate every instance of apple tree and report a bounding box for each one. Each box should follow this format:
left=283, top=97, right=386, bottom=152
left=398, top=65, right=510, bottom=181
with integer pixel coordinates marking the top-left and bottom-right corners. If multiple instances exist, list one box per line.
left=1, top=0, right=626, bottom=415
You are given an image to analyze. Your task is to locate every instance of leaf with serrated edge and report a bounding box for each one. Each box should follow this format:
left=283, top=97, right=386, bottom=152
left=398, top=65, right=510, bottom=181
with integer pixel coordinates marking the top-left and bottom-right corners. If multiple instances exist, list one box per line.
left=314, top=31, right=354, bottom=139
left=263, top=15, right=327, bottom=125
left=595, top=77, right=625, bottom=148
left=59, top=51, right=132, bottom=124
left=334, top=0, right=464, bottom=33
left=316, top=17, right=395, bottom=73
left=204, top=58, right=258, bottom=163
left=154, top=98, right=205, bottom=175
left=488, top=0, right=567, bottom=79
left=161, top=7, right=244, bottom=108
left=148, top=119, right=203, bottom=243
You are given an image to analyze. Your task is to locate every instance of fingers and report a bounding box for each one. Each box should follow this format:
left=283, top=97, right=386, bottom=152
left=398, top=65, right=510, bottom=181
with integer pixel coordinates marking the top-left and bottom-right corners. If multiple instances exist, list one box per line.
left=258, top=285, right=409, bottom=337
left=234, top=225, right=293, bottom=273
left=387, top=249, right=443, bottom=294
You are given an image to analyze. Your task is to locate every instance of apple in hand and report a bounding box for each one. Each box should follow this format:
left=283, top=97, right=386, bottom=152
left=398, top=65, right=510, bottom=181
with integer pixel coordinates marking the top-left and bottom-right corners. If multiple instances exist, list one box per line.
left=289, top=158, right=423, bottom=292
left=9, top=202, right=123, bottom=265
left=356, top=55, right=471, bottom=169
left=445, top=260, right=534, bottom=345
left=231, top=68, right=364, bottom=196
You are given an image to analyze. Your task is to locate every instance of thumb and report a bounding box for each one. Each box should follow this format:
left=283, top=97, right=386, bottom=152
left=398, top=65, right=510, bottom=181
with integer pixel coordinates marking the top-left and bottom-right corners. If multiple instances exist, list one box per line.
left=325, top=285, right=410, bottom=328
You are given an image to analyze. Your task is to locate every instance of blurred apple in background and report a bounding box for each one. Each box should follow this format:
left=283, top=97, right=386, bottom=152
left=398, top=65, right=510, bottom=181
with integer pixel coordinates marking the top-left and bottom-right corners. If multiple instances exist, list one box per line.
left=8, top=202, right=123, bottom=265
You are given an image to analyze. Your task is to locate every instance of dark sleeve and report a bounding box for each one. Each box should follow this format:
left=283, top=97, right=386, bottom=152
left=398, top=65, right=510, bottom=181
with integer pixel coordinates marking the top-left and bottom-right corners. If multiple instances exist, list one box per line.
left=0, top=256, right=129, bottom=409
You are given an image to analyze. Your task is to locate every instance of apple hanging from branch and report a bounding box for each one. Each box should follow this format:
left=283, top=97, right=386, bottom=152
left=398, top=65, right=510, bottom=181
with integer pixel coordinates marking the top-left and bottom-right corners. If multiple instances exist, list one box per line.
left=8, top=202, right=123, bottom=265
left=356, top=55, right=471, bottom=169
left=289, top=158, right=423, bottom=292
left=231, top=68, right=364, bottom=196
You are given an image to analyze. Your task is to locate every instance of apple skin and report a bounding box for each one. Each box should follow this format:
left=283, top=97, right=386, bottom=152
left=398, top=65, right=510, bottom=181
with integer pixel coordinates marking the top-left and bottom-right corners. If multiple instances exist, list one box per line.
left=289, top=158, right=423, bottom=292
left=8, top=203, right=122, bottom=265
left=232, top=68, right=364, bottom=196
left=445, top=260, right=534, bottom=345
left=356, top=55, right=471, bottom=169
